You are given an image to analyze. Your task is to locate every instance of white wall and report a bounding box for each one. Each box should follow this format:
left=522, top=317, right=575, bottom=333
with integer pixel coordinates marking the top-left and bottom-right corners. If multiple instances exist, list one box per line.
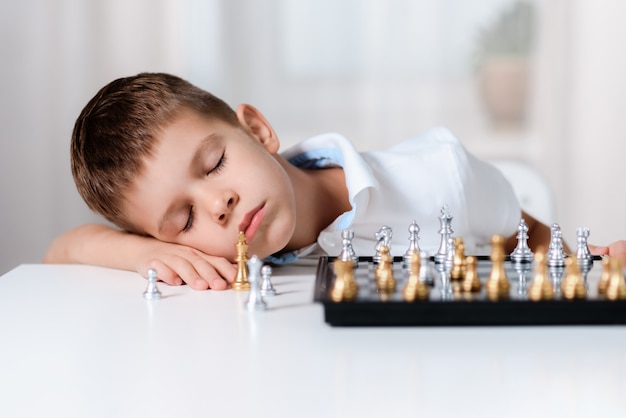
left=0, top=0, right=181, bottom=274
left=1, top=0, right=625, bottom=275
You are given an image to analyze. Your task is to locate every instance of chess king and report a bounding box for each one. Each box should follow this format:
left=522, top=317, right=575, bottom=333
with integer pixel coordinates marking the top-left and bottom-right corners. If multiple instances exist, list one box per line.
left=44, top=72, right=626, bottom=289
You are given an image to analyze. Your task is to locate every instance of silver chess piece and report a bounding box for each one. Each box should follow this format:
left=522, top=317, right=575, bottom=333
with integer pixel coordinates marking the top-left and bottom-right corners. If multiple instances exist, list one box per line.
left=260, top=264, right=277, bottom=296
left=510, top=218, right=534, bottom=263
left=418, top=250, right=435, bottom=286
left=575, top=227, right=593, bottom=266
left=547, top=223, right=566, bottom=267
left=143, top=268, right=162, bottom=301
left=435, top=204, right=453, bottom=264
left=403, top=221, right=421, bottom=264
left=245, top=255, right=267, bottom=311
left=339, top=229, right=358, bottom=263
left=373, top=225, right=393, bottom=263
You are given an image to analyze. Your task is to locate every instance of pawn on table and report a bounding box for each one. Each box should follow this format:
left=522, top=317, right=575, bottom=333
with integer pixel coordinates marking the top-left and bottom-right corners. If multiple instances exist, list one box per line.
left=143, top=268, right=162, bottom=301
left=403, top=221, right=421, bottom=264
left=486, top=234, right=510, bottom=300
left=260, top=265, right=277, bottom=296
left=245, top=255, right=267, bottom=311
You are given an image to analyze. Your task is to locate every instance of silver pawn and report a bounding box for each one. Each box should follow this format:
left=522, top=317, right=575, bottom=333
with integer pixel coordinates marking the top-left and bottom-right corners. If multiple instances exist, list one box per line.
left=435, top=204, right=453, bottom=264
left=245, top=255, right=267, bottom=311
left=510, top=218, right=534, bottom=263
left=373, top=225, right=393, bottom=263
left=143, top=268, right=162, bottom=301
left=547, top=223, right=566, bottom=267
left=260, top=264, right=277, bottom=296
left=339, top=229, right=358, bottom=263
left=403, top=220, right=421, bottom=264
left=418, top=250, right=435, bottom=286
left=575, top=227, right=593, bottom=265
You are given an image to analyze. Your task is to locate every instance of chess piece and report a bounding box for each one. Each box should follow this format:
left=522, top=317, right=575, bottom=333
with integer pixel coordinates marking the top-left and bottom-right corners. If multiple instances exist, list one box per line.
left=403, top=221, right=421, bottom=264
left=528, top=250, right=554, bottom=301
left=339, top=229, right=358, bottom=263
left=245, top=255, right=267, bottom=311
left=331, top=258, right=358, bottom=302
left=575, top=227, right=593, bottom=266
left=462, top=256, right=481, bottom=293
left=375, top=245, right=396, bottom=292
left=560, top=257, right=586, bottom=300
left=260, top=265, right=276, bottom=297
left=510, top=218, right=534, bottom=263
left=444, top=237, right=455, bottom=270
left=450, top=237, right=467, bottom=282
left=514, top=262, right=532, bottom=297
left=605, top=258, right=626, bottom=301
left=373, top=226, right=393, bottom=263
left=547, top=223, right=566, bottom=267
left=403, top=250, right=429, bottom=302
left=143, top=268, right=162, bottom=300
left=435, top=204, right=453, bottom=264
left=486, top=235, right=510, bottom=300
left=418, top=250, right=435, bottom=286
left=598, top=257, right=611, bottom=295
left=232, top=231, right=251, bottom=291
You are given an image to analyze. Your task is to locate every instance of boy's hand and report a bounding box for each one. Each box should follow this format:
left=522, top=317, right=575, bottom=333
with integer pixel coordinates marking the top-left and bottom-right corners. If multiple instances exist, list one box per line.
left=136, top=241, right=236, bottom=290
left=588, top=240, right=626, bottom=265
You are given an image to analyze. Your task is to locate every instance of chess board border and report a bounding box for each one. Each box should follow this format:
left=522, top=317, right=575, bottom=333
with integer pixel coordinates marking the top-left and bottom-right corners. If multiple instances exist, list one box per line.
left=313, top=256, right=626, bottom=327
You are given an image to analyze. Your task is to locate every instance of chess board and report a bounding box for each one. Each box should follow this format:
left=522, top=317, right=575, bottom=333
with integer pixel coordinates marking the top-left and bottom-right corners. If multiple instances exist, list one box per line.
left=313, top=255, right=626, bottom=326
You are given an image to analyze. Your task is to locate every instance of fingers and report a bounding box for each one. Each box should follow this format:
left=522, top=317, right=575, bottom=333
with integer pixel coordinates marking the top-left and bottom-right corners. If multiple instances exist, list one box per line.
left=588, top=244, right=609, bottom=256
left=140, top=253, right=237, bottom=291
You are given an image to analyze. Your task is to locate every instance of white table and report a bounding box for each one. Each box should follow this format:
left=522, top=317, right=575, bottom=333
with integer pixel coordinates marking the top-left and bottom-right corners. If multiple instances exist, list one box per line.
left=1, top=264, right=626, bottom=418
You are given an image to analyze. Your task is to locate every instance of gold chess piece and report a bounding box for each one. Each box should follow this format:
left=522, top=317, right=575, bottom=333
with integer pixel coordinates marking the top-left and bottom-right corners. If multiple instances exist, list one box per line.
left=605, top=257, right=626, bottom=301
left=528, top=250, right=554, bottom=301
left=232, top=231, right=251, bottom=290
left=331, top=258, right=358, bottom=302
left=403, top=250, right=429, bottom=302
left=597, top=256, right=610, bottom=295
left=462, top=256, right=481, bottom=293
left=486, top=234, right=510, bottom=300
left=561, top=257, right=586, bottom=300
left=375, top=245, right=396, bottom=293
left=450, top=237, right=467, bottom=282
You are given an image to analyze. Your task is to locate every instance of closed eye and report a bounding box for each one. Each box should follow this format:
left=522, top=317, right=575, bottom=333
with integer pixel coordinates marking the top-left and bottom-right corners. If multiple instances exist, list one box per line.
left=208, top=152, right=227, bottom=175
left=182, top=206, right=194, bottom=232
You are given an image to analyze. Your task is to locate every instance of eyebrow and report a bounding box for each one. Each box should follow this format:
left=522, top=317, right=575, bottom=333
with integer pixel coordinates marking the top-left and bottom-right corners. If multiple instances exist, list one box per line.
left=157, top=133, right=221, bottom=235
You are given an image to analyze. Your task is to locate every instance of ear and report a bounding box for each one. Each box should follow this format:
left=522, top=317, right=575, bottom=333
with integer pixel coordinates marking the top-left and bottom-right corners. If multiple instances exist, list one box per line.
left=236, top=104, right=280, bottom=154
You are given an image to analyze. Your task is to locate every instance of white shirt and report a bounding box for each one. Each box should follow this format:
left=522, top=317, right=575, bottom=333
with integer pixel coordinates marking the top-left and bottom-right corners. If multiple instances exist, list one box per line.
left=270, top=127, right=520, bottom=263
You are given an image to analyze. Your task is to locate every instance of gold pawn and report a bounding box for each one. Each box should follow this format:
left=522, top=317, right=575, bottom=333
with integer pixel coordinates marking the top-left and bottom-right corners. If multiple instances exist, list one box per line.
left=462, top=256, right=482, bottom=293
left=375, top=246, right=396, bottom=293
left=605, top=258, right=626, bottom=301
left=450, top=237, right=467, bottom=282
left=597, top=257, right=610, bottom=295
left=528, top=251, right=554, bottom=301
left=331, top=259, right=358, bottom=302
left=403, top=250, right=429, bottom=302
left=486, top=234, right=510, bottom=300
left=232, top=231, right=251, bottom=290
left=561, top=257, right=586, bottom=300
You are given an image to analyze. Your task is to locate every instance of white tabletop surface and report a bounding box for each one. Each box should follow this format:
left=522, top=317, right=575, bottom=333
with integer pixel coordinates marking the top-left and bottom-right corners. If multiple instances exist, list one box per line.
left=1, top=263, right=626, bottom=418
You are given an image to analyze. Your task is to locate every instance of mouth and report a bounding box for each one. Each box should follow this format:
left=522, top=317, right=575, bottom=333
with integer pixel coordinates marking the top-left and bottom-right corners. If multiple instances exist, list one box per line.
left=238, top=203, right=266, bottom=243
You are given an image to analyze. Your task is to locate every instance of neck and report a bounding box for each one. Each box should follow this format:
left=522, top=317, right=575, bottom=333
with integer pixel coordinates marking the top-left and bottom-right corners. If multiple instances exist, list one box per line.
left=278, top=157, right=351, bottom=252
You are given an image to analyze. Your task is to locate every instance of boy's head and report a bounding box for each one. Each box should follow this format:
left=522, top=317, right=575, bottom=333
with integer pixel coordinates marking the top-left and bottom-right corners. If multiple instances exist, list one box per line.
left=71, top=73, right=299, bottom=260
left=71, top=72, right=239, bottom=232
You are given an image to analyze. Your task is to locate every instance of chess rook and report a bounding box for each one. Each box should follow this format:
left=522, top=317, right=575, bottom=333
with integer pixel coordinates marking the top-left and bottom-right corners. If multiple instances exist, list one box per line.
left=575, top=227, right=593, bottom=266
left=339, top=229, right=358, bottom=263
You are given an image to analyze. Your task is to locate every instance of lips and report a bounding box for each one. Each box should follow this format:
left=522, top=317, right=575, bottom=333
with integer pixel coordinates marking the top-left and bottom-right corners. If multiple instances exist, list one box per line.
left=238, top=203, right=266, bottom=243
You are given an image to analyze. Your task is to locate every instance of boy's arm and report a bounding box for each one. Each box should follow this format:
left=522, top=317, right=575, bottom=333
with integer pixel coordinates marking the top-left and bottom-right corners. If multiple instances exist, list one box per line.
left=43, top=224, right=236, bottom=290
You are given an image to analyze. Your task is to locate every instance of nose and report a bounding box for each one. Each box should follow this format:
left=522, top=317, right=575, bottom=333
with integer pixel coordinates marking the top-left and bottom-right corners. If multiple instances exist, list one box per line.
left=209, top=190, right=238, bottom=225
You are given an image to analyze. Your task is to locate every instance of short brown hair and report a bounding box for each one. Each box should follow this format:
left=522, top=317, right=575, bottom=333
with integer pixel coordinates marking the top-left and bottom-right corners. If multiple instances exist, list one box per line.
left=71, top=72, right=239, bottom=232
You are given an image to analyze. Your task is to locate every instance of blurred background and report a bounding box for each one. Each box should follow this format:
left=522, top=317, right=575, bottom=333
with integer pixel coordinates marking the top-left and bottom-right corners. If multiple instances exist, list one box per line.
left=1, top=0, right=625, bottom=275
